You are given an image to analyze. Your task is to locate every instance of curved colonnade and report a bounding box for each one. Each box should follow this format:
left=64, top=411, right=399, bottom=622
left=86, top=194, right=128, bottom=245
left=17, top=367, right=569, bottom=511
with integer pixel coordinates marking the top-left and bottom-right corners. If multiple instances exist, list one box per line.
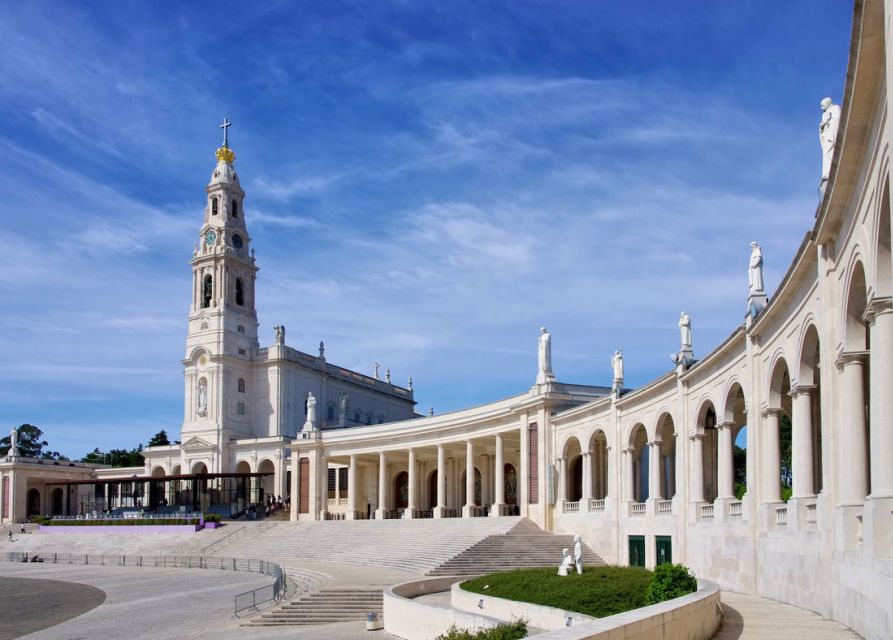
left=287, top=2, right=891, bottom=637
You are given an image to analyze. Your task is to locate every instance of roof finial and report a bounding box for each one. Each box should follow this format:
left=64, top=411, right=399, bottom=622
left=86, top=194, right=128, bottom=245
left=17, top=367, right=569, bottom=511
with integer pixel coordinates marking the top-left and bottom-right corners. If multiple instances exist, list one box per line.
left=220, top=117, right=232, bottom=147
left=215, top=117, right=236, bottom=164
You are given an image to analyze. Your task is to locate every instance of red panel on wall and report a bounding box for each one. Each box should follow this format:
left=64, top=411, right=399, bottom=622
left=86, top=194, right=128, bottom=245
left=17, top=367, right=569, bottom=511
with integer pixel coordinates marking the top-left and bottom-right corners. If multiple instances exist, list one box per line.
left=528, top=423, right=539, bottom=504
left=299, top=458, right=310, bottom=514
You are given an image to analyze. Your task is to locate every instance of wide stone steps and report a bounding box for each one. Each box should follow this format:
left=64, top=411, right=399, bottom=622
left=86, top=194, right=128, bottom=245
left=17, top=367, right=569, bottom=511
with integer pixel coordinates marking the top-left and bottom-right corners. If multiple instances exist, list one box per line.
left=247, top=589, right=383, bottom=626
left=428, top=519, right=604, bottom=576
left=219, top=517, right=520, bottom=574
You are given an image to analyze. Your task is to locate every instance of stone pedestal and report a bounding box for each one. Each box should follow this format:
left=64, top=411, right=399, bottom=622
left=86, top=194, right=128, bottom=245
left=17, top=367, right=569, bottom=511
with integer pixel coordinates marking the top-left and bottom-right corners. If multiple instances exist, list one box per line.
left=344, top=510, right=358, bottom=520
left=432, top=506, right=448, bottom=519
left=462, top=505, right=476, bottom=518
left=489, top=503, right=509, bottom=517
left=374, top=507, right=389, bottom=520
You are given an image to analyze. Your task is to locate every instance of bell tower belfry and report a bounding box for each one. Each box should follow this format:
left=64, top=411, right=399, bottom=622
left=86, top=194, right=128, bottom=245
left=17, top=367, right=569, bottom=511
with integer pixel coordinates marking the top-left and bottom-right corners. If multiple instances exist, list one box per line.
left=180, top=120, right=259, bottom=467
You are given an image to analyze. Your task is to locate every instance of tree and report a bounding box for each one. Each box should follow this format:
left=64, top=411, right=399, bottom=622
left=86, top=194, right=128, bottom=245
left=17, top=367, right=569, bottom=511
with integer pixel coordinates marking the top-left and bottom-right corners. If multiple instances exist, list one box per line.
left=148, top=430, right=170, bottom=447
left=0, top=424, right=67, bottom=459
left=82, top=445, right=144, bottom=468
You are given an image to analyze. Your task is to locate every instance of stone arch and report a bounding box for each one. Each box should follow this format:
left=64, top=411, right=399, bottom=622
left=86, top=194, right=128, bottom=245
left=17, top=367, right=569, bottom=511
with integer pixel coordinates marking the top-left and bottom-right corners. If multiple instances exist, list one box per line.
left=722, top=382, right=748, bottom=498
left=842, top=257, right=872, bottom=498
left=655, top=412, right=676, bottom=499
left=257, top=459, right=276, bottom=500
left=768, top=356, right=793, bottom=499
left=562, top=436, right=583, bottom=502
left=150, top=466, right=166, bottom=478
left=191, top=461, right=208, bottom=474
left=697, top=399, right=719, bottom=503
left=170, top=464, right=181, bottom=476
left=394, top=470, right=409, bottom=510
left=796, top=324, right=824, bottom=495
left=504, top=463, right=518, bottom=505
left=234, top=460, right=251, bottom=503
left=587, top=429, right=609, bottom=500
left=628, top=423, right=648, bottom=502
left=426, top=469, right=439, bottom=510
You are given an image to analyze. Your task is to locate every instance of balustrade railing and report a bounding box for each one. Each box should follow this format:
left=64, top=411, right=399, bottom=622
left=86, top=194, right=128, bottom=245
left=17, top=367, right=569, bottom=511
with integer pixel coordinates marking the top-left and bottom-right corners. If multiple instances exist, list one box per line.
left=805, top=503, right=817, bottom=532
left=774, top=506, right=788, bottom=531
left=657, top=500, right=673, bottom=516
left=729, top=501, right=743, bottom=521
left=629, top=502, right=645, bottom=517
left=562, top=501, right=580, bottom=513
left=587, top=498, right=605, bottom=512
left=699, top=503, right=714, bottom=522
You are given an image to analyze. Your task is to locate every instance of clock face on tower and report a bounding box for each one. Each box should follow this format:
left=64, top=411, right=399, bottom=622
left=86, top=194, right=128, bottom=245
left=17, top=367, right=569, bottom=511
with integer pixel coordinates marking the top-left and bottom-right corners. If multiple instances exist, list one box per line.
left=204, top=230, right=217, bottom=246
left=232, top=234, right=243, bottom=249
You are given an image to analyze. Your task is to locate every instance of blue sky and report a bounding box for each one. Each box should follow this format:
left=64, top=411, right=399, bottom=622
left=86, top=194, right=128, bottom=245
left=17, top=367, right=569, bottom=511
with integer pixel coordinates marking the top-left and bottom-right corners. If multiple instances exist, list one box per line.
left=1, top=2, right=853, bottom=458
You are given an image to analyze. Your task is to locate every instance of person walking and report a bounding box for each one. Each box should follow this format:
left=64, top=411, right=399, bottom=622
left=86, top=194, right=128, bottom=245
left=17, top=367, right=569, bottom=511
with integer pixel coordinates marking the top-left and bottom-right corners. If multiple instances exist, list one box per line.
left=20, top=523, right=25, bottom=535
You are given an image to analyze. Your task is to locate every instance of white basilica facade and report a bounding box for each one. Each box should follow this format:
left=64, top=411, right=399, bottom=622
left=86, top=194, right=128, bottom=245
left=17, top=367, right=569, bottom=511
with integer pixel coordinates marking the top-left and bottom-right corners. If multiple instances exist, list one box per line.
left=1, top=1, right=891, bottom=636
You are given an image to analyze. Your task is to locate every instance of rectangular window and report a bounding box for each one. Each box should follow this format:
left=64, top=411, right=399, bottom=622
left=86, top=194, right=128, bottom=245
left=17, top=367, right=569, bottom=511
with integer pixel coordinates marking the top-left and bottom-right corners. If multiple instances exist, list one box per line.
left=656, top=535, right=672, bottom=565
left=629, top=535, right=646, bottom=567
left=299, top=458, right=310, bottom=513
left=328, top=468, right=336, bottom=499
left=528, top=423, right=539, bottom=504
left=238, top=348, right=246, bottom=355
left=237, top=401, right=245, bottom=416
left=338, top=468, right=348, bottom=492
left=238, top=325, right=245, bottom=334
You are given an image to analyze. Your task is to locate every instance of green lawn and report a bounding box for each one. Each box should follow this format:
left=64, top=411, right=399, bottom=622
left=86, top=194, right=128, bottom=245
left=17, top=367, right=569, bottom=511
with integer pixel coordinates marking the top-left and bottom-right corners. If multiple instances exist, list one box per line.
left=461, top=566, right=653, bottom=618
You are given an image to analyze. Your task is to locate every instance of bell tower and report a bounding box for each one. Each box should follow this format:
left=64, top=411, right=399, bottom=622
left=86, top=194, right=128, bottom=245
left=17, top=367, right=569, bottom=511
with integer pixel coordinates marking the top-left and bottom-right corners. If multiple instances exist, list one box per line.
left=180, top=119, right=259, bottom=465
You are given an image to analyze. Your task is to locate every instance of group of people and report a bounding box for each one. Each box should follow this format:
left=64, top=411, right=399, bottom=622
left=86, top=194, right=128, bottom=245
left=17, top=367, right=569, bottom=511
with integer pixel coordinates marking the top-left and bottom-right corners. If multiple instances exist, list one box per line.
left=557, top=534, right=584, bottom=576
left=6, top=523, right=26, bottom=542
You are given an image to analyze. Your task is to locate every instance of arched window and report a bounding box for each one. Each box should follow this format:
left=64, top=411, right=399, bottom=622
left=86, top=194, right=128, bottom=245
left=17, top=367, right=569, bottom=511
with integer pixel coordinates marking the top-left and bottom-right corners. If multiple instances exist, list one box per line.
left=232, top=199, right=238, bottom=218
left=327, top=404, right=335, bottom=420
left=202, top=274, right=213, bottom=308
left=235, top=278, right=244, bottom=306
left=211, top=197, right=218, bottom=215
left=238, top=378, right=245, bottom=393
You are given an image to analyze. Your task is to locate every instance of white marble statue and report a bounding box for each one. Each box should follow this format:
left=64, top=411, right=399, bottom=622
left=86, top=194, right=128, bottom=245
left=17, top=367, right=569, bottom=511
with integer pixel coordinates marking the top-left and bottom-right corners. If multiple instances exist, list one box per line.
left=305, top=392, right=317, bottom=430
left=574, top=534, right=583, bottom=575
left=274, top=325, right=285, bottom=345
left=338, top=392, right=349, bottom=427
left=537, top=326, right=554, bottom=384
left=557, top=547, right=574, bottom=577
left=820, top=97, right=841, bottom=186
left=679, top=312, right=692, bottom=352
left=749, top=242, right=764, bottom=292
left=319, top=341, right=325, bottom=359
left=611, top=350, right=624, bottom=383
left=197, top=378, right=208, bottom=416
left=386, top=368, right=391, bottom=384
left=374, top=362, right=380, bottom=380
left=9, top=427, right=18, bottom=457
left=408, top=376, right=413, bottom=391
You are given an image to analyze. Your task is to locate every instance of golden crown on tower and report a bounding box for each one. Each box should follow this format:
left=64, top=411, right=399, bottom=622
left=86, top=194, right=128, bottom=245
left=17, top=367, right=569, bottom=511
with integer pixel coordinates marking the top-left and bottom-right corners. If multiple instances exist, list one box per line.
left=215, top=117, right=235, bottom=163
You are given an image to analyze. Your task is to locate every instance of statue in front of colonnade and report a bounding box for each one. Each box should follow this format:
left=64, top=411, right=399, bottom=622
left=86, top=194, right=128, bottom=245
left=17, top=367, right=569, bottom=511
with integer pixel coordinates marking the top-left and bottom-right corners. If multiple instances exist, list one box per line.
left=8, top=427, right=19, bottom=457
left=304, top=392, right=317, bottom=431
left=819, top=97, right=841, bottom=193
left=537, top=326, right=555, bottom=385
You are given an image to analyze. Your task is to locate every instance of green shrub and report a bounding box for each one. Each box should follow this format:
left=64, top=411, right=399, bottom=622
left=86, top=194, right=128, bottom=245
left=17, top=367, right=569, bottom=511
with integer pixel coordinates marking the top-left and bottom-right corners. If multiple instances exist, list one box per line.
left=781, top=485, right=793, bottom=502
left=734, top=482, right=746, bottom=500
left=203, top=513, right=222, bottom=523
left=645, top=563, right=698, bottom=604
left=462, top=566, right=652, bottom=618
left=436, top=620, right=527, bottom=640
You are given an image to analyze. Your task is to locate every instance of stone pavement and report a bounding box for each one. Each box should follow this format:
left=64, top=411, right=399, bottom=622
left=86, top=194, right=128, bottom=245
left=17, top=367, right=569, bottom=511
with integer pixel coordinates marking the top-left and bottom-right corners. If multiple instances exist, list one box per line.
left=0, top=576, right=105, bottom=640
left=715, top=592, right=860, bottom=639
left=0, top=563, right=400, bottom=640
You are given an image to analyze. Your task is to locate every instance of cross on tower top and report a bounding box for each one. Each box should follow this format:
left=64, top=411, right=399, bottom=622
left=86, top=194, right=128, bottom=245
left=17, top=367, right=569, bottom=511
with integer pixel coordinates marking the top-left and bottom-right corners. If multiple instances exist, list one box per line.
left=219, top=117, right=232, bottom=147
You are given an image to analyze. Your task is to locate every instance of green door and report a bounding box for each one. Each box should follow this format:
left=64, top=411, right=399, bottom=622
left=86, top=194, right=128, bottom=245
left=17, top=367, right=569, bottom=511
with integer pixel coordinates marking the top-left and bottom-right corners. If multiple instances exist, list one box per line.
left=628, top=535, right=645, bottom=567
left=656, top=535, right=672, bottom=565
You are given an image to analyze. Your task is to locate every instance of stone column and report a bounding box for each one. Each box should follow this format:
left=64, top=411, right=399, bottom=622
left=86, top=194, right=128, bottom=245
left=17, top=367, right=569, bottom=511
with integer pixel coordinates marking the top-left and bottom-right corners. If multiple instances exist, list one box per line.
left=690, top=435, right=705, bottom=503
left=717, top=422, right=735, bottom=500
left=463, top=440, right=475, bottom=517
left=790, top=387, right=816, bottom=499
left=519, top=419, right=529, bottom=510
left=447, top=457, right=456, bottom=512
left=434, top=444, right=447, bottom=518
left=375, top=451, right=388, bottom=519
left=624, top=449, right=635, bottom=502
left=581, top=451, right=593, bottom=502
left=557, top=456, right=567, bottom=504
left=480, top=453, right=491, bottom=506
left=837, top=354, right=869, bottom=504
left=648, top=441, right=661, bottom=502
left=491, top=434, right=506, bottom=516
left=868, top=301, right=893, bottom=496
left=406, top=448, right=417, bottom=518
left=318, top=452, right=328, bottom=519
left=290, top=451, right=299, bottom=522
left=761, top=409, right=782, bottom=503
left=346, top=454, right=358, bottom=520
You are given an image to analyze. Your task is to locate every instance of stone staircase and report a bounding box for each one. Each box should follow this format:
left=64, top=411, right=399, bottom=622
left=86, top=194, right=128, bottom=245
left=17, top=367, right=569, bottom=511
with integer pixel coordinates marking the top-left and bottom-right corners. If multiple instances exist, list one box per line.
left=427, top=518, right=604, bottom=576
left=217, top=517, right=521, bottom=574
left=247, top=588, right=382, bottom=626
